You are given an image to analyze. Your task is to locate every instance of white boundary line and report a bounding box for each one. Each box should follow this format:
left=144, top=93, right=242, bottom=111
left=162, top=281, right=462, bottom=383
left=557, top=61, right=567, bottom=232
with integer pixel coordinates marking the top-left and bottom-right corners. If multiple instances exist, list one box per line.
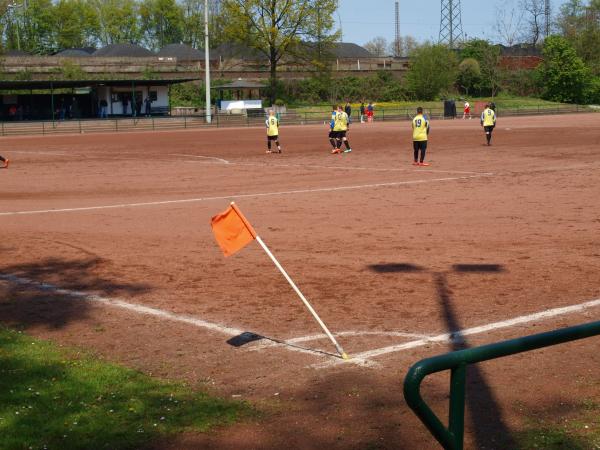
left=0, top=273, right=375, bottom=365
left=288, top=330, right=432, bottom=343
left=0, top=173, right=492, bottom=217
left=0, top=274, right=245, bottom=337
left=312, top=297, right=600, bottom=369
left=0, top=274, right=343, bottom=361
left=169, top=153, right=230, bottom=164
left=2, top=273, right=599, bottom=369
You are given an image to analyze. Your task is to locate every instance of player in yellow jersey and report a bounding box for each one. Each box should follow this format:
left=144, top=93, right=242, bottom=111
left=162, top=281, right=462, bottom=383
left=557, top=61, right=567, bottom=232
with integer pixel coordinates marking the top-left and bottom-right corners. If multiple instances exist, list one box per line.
left=265, top=110, right=282, bottom=154
left=331, top=105, right=352, bottom=154
left=411, top=107, right=430, bottom=166
left=480, top=103, right=497, bottom=146
left=328, top=105, right=338, bottom=153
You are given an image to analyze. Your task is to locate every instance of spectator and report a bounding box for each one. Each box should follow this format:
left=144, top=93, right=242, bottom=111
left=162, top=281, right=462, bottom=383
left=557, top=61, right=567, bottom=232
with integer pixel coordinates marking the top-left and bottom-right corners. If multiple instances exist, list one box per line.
left=122, top=96, right=129, bottom=116
left=144, top=96, right=152, bottom=117
left=360, top=102, right=365, bottom=123
left=99, top=99, right=108, bottom=118
left=367, top=102, right=374, bottom=122
left=344, top=101, right=352, bottom=124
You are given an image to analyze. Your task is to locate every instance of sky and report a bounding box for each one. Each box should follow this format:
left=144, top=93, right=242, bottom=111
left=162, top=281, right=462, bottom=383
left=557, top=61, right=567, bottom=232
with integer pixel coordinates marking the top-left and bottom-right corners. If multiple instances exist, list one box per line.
left=338, top=0, right=565, bottom=47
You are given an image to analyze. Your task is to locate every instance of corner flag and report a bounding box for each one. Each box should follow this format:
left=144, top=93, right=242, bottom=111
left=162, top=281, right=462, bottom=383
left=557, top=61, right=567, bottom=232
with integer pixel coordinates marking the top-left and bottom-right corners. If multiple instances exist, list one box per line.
left=210, top=202, right=349, bottom=360
left=210, top=203, right=257, bottom=257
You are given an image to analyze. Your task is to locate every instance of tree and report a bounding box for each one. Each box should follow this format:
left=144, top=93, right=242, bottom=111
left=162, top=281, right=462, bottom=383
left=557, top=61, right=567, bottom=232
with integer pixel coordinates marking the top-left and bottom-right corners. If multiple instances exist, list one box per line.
left=520, top=0, right=546, bottom=46
left=363, top=36, right=388, bottom=56
left=406, top=43, right=458, bottom=100
left=461, top=39, right=502, bottom=97
left=222, top=0, right=339, bottom=104
left=494, top=2, right=523, bottom=46
left=88, top=0, right=142, bottom=46
left=557, top=0, right=600, bottom=75
left=18, top=0, right=55, bottom=54
left=139, top=0, right=184, bottom=50
left=457, top=58, right=481, bottom=96
left=389, top=35, right=417, bottom=57
left=53, top=0, right=99, bottom=50
left=180, top=0, right=204, bottom=48
left=536, top=34, right=591, bottom=103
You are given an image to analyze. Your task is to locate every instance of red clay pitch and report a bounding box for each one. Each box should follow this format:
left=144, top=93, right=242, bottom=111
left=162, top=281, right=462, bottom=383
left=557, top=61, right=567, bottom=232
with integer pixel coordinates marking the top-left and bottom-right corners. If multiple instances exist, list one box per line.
left=1, top=113, right=600, bottom=449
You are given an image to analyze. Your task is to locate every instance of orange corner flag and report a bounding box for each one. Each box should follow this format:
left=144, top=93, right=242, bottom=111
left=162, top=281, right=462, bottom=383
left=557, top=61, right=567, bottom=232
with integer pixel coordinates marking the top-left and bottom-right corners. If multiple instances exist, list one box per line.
left=211, top=203, right=257, bottom=257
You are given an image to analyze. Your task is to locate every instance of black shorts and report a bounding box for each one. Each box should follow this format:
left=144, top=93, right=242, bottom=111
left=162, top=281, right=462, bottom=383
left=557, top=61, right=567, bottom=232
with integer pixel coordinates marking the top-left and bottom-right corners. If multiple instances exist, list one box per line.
left=328, top=130, right=336, bottom=139
left=484, top=126, right=495, bottom=133
left=332, top=131, right=347, bottom=139
left=267, top=135, right=279, bottom=141
left=413, top=141, right=428, bottom=151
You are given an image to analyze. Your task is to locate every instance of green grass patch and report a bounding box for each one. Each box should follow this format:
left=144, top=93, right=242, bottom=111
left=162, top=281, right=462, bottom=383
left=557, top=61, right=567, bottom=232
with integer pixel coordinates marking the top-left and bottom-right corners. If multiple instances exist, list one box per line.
left=292, top=96, right=574, bottom=114
left=515, top=399, right=600, bottom=449
left=0, top=326, right=252, bottom=450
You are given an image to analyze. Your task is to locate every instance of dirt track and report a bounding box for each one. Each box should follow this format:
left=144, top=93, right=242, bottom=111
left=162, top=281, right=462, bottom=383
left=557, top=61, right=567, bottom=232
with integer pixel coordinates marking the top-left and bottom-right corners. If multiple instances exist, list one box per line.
left=1, top=114, right=599, bottom=449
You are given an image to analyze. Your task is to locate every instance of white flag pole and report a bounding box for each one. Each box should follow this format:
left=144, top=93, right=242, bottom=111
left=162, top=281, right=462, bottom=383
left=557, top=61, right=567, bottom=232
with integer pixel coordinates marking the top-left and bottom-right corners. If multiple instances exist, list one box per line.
left=254, top=235, right=349, bottom=360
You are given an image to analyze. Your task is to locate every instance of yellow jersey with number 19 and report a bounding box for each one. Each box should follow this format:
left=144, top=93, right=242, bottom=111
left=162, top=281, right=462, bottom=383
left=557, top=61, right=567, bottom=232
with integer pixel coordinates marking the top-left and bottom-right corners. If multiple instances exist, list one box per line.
left=412, top=114, right=429, bottom=141
left=266, top=116, right=279, bottom=136
left=481, top=108, right=496, bottom=126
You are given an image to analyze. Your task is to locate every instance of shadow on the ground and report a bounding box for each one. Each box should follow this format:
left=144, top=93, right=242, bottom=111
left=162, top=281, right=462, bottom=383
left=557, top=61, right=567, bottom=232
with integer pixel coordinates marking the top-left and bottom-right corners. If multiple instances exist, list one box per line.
left=0, top=257, right=150, bottom=330
left=368, top=263, right=426, bottom=273
left=146, top=369, right=433, bottom=450
left=434, top=268, right=518, bottom=450
left=452, top=263, right=505, bottom=273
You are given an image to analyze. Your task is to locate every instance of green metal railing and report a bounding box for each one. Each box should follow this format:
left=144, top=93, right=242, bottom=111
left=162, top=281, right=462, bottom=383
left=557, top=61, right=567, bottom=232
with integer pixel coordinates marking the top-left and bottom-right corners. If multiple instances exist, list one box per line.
left=403, top=320, right=600, bottom=450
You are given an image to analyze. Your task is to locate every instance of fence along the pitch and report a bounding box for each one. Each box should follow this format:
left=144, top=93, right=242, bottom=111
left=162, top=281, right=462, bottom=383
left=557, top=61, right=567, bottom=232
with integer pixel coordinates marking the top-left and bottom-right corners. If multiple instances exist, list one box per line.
left=0, top=104, right=591, bottom=136
left=403, top=320, right=600, bottom=450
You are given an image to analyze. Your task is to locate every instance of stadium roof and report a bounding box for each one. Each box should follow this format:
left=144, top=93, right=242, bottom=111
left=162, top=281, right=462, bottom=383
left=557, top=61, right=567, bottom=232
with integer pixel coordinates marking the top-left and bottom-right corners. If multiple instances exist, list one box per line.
left=499, top=44, right=542, bottom=56
left=332, top=43, right=374, bottom=58
left=213, top=79, right=266, bottom=90
left=55, top=48, right=95, bottom=57
left=209, top=42, right=374, bottom=60
left=93, top=43, right=155, bottom=57
left=0, top=78, right=198, bottom=90
left=4, top=49, right=31, bottom=56
left=210, top=43, right=265, bottom=61
left=157, top=44, right=204, bottom=61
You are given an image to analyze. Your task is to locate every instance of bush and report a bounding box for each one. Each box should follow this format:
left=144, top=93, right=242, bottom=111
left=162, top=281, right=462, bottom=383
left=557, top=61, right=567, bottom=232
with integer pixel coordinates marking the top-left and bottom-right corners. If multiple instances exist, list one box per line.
left=537, top=35, right=591, bottom=103
left=406, top=44, right=458, bottom=100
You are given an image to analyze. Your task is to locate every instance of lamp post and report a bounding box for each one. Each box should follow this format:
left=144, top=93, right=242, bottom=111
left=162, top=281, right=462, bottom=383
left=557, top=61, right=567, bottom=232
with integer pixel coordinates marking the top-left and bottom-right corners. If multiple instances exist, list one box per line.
left=204, top=0, right=212, bottom=124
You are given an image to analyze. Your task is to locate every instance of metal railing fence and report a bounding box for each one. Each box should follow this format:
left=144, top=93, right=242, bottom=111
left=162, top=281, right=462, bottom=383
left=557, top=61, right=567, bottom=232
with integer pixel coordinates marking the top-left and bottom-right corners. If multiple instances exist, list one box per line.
left=0, top=104, right=593, bottom=137
left=403, top=320, right=600, bottom=450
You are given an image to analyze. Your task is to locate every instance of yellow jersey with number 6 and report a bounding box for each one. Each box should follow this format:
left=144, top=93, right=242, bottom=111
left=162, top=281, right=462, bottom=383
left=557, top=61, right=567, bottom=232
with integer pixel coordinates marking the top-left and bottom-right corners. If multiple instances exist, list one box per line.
left=412, top=114, right=429, bottom=141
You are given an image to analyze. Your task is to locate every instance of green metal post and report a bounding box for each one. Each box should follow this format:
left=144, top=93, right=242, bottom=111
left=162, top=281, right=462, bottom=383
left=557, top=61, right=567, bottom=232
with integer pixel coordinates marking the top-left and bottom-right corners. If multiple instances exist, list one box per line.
left=404, top=320, right=600, bottom=450
left=448, top=363, right=466, bottom=450
left=50, top=81, right=55, bottom=125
